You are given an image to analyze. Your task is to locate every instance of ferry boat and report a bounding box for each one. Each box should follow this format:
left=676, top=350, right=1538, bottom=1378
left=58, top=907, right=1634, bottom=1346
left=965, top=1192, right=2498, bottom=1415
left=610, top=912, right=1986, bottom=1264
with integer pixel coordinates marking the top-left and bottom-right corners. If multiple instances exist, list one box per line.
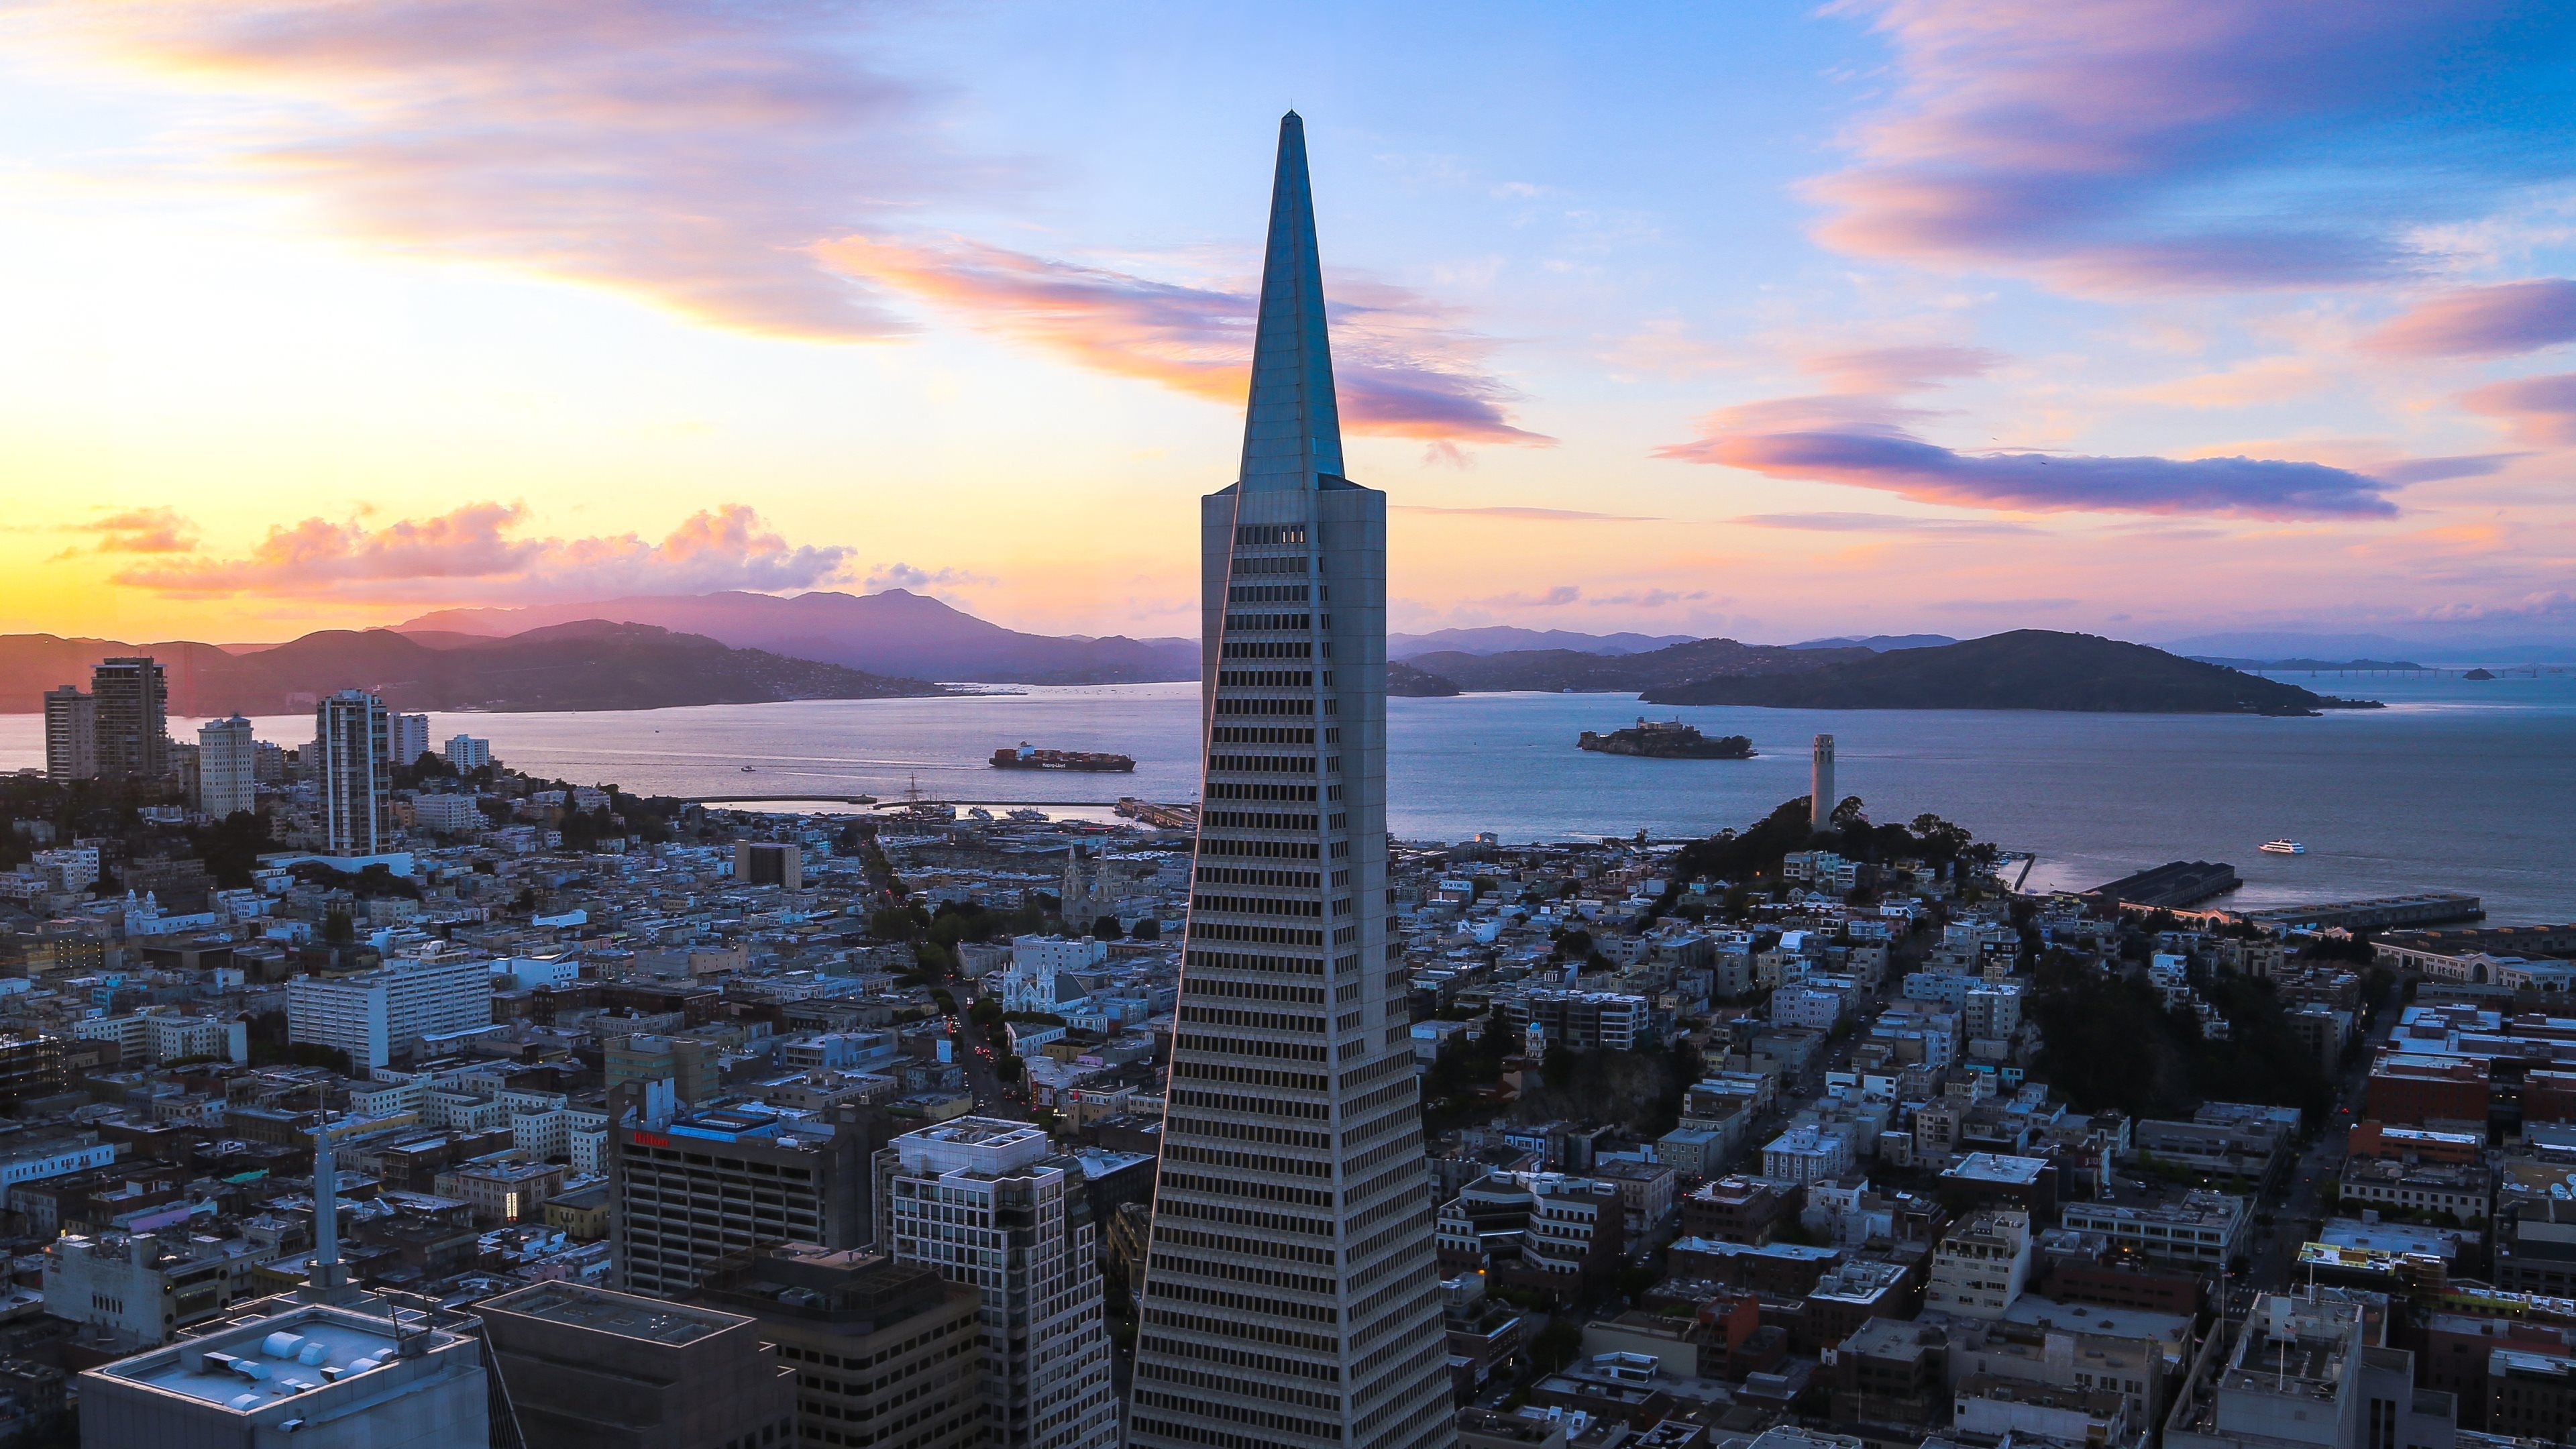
left=2260, top=839, right=2306, bottom=855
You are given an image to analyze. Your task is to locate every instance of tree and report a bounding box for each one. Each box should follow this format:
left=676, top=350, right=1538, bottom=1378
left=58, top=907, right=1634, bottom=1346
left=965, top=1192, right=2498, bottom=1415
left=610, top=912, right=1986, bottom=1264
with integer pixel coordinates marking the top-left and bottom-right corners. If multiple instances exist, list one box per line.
left=1130, top=918, right=1163, bottom=941
left=1529, top=1319, right=1583, bottom=1373
left=1090, top=914, right=1124, bottom=941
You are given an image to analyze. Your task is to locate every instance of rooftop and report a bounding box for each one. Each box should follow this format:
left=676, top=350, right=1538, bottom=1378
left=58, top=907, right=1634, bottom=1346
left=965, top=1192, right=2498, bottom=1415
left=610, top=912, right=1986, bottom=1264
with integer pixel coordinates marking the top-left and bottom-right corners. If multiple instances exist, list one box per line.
left=481, top=1282, right=742, bottom=1346
left=90, top=1300, right=468, bottom=1413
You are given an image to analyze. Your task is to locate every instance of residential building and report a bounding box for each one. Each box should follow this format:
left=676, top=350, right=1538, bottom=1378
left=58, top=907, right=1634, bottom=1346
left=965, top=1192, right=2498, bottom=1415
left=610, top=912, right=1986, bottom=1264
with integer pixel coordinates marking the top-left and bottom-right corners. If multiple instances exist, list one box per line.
left=692, top=1243, right=985, bottom=1449
left=612, top=1096, right=881, bottom=1298
left=445, top=734, right=492, bottom=770
left=91, top=657, right=168, bottom=780
left=2163, top=1288, right=2453, bottom=1449
left=288, top=952, right=493, bottom=1068
left=476, top=1281, right=796, bottom=1449
left=1923, top=1210, right=2032, bottom=1319
left=410, top=794, right=484, bottom=833
left=1511, top=987, right=1653, bottom=1051
left=195, top=715, right=258, bottom=818
left=736, top=841, right=804, bottom=890
left=43, top=686, right=95, bottom=781
left=388, top=712, right=431, bottom=768
left=315, top=690, right=391, bottom=856
left=1130, top=112, right=1450, bottom=1449
left=78, top=1297, right=488, bottom=1448
left=2059, top=1191, right=2249, bottom=1271
left=879, top=1118, right=1116, bottom=1449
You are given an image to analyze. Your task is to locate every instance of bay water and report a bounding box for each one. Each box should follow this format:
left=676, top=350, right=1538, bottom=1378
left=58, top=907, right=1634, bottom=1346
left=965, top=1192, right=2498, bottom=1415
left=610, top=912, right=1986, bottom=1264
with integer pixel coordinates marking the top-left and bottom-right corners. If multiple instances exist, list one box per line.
left=4, top=671, right=2568, bottom=922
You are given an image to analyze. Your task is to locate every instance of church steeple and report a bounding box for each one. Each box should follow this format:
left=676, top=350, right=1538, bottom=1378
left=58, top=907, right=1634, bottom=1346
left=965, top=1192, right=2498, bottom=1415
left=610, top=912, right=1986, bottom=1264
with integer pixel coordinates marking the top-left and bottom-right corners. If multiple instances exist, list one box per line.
left=1238, top=111, right=1345, bottom=490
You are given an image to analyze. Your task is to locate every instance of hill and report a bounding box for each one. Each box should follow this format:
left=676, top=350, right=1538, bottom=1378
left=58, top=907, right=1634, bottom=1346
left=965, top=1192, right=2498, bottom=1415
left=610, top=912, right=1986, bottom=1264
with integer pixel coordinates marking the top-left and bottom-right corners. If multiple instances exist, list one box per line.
left=1388, top=627, right=1695, bottom=659
left=1642, top=630, right=2367, bottom=714
left=1788, top=633, right=1957, bottom=651
left=398, top=589, right=1195, bottom=684
left=1405, top=638, right=1867, bottom=694
left=1387, top=661, right=1462, bottom=697
left=0, top=623, right=945, bottom=715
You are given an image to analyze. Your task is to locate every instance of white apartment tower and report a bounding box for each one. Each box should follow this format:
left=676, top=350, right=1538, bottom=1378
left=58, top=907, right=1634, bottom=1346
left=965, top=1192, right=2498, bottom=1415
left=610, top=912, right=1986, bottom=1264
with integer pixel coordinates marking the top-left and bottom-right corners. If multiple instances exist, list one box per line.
left=445, top=734, right=492, bottom=771
left=195, top=715, right=258, bottom=819
left=287, top=953, right=492, bottom=1068
left=1811, top=733, right=1837, bottom=833
left=390, top=712, right=431, bottom=769
left=1128, top=113, right=1452, bottom=1449
left=879, top=1119, right=1117, bottom=1449
left=315, top=690, right=390, bottom=856
left=43, top=686, right=95, bottom=782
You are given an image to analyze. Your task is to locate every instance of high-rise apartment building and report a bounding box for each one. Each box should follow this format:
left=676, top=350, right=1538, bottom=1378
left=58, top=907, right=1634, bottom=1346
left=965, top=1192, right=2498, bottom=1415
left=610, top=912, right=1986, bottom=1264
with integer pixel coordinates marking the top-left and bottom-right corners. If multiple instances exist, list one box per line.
left=1128, top=113, right=1451, bottom=1449
left=314, top=690, right=390, bottom=856
left=388, top=712, right=431, bottom=769
left=286, top=953, right=493, bottom=1069
left=90, top=657, right=167, bottom=780
left=691, top=1243, right=985, bottom=1449
left=195, top=716, right=258, bottom=819
left=877, top=1119, right=1118, bottom=1449
left=42, top=686, right=95, bottom=781
left=445, top=734, right=492, bottom=771
left=610, top=1093, right=879, bottom=1298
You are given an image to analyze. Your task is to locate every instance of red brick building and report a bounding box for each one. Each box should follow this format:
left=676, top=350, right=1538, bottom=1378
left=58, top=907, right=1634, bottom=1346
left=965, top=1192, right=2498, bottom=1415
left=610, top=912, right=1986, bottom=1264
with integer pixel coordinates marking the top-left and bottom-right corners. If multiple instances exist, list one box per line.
left=2365, top=1052, right=2491, bottom=1128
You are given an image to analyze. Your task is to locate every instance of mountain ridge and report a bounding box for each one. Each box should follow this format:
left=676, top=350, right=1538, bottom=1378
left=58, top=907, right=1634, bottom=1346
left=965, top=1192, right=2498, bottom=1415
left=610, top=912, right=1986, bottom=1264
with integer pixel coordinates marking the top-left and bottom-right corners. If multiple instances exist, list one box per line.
left=0, top=623, right=945, bottom=716
left=397, top=589, right=1195, bottom=684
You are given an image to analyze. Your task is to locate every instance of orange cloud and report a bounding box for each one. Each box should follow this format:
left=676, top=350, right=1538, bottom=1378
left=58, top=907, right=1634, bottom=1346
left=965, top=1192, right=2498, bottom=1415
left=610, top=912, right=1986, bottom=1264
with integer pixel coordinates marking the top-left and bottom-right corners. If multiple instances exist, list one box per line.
left=819, top=235, right=1551, bottom=446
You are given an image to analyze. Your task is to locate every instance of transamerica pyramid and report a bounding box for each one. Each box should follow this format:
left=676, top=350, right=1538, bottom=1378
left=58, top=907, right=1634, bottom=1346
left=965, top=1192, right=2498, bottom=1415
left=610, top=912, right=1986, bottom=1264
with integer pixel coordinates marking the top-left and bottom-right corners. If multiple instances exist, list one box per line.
left=1126, top=113, right=1454, bottom=1449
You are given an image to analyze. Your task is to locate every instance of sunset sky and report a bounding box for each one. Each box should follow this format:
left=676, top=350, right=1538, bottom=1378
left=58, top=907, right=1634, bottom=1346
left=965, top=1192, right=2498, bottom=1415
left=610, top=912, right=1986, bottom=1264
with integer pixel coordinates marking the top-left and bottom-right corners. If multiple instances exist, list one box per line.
left=5, top=1, right=2574, bottom=648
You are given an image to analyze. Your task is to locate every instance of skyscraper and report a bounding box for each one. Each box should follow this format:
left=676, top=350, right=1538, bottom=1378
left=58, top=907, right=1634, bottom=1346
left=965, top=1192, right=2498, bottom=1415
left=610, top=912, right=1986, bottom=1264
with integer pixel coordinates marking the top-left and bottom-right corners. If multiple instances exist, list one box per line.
left=313, top=690, right=390, bottom=856
left=42, top=686, right=95, bottom=782
left=196, top=716, right=258, bottom=819
left=1128, top=113, right=1452, bottom=1449
left=90, top=658, right=167, bottom=780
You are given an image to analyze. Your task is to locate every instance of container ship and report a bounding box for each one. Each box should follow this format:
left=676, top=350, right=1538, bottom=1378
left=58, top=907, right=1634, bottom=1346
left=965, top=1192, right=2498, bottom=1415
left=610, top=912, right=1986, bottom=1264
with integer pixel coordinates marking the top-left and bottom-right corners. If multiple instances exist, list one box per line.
left=990, top=742, right=1136, bottom=773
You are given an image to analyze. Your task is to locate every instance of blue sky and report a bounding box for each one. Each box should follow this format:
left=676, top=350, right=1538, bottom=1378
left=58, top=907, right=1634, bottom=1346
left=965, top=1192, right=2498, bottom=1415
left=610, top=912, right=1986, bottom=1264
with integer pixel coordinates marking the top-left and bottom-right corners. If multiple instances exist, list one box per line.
left=2, top=1, right=2572, bottom=649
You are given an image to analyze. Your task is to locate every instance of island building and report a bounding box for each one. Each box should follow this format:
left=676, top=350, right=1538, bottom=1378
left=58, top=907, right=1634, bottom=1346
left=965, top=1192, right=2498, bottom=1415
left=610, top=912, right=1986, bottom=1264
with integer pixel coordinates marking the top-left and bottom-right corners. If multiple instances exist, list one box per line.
left=1128, top=111, right=1453, bottom=1449
left=92, top=656, right=168, bottom=781
left=42, top=684, right=95, bottom=781
left=315, top=688, right=392, bottom=857
left=195, top=714, right=258, bottom=819
left=876, top=1118, right=1117, bottom=1449
left=1811, top=734, right=1836, bottom=833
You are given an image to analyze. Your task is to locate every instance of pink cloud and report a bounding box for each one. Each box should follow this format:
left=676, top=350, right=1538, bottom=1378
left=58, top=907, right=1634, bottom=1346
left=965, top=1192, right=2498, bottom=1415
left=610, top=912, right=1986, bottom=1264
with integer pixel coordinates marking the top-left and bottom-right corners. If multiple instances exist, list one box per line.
left=817, top=235, right=1550, bottom=445
left=44, top=1, right=983, bottom=339
left=2365, top=280, right=2576, bottom=358
left=1807, top=2, right=2576, bottom=291
left=115, top=503, right=854, bottom=600
left=1803, top=344, right=2002, bottom=392
left=2461, top=372, right=2576, bottom=445
left=58, top=507, right=199, bottom=555
left=1660, top=427, right=2398, bottom=519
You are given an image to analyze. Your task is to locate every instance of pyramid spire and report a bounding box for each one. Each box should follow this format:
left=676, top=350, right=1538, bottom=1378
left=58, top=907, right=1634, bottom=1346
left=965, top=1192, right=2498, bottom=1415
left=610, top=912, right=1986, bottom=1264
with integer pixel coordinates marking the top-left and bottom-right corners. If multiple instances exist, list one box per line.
left=1238, top=111, right=1345, bottom=490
